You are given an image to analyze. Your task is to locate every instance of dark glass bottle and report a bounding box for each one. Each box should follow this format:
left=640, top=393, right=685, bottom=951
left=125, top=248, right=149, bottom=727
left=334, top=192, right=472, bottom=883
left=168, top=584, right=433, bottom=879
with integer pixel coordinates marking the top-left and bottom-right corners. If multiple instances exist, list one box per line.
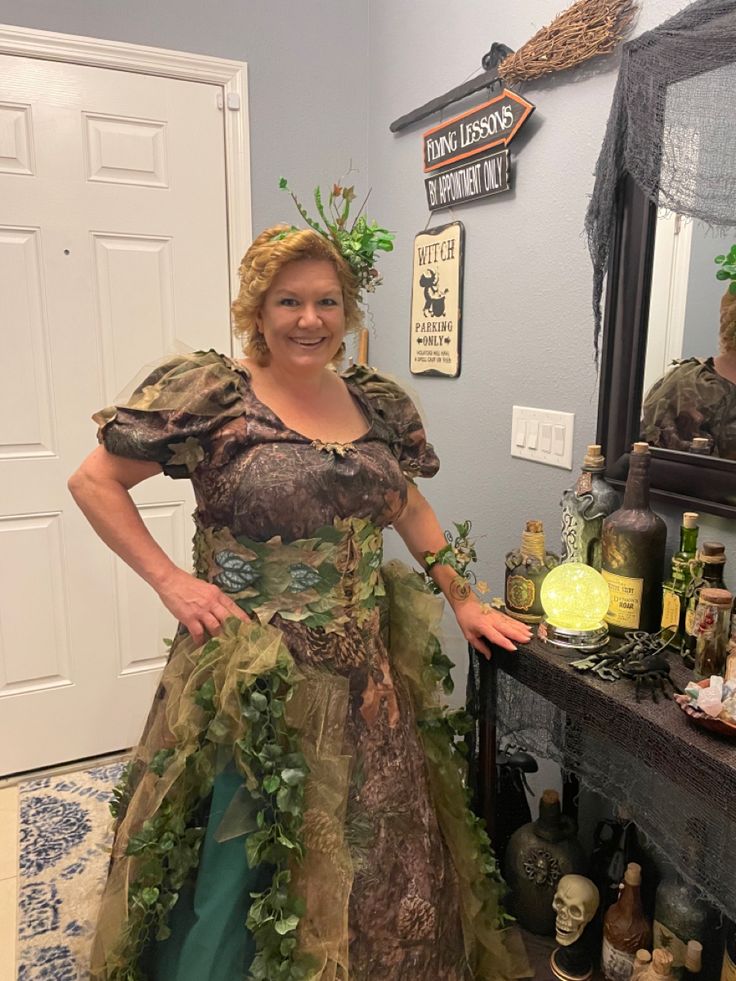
left=653, top=865, right=708, bottom=978
left=601, top=443, right=667, bottom=636
left=504, top=789, right=586, bottom=936
left=560, top=444, right=620, bottom=570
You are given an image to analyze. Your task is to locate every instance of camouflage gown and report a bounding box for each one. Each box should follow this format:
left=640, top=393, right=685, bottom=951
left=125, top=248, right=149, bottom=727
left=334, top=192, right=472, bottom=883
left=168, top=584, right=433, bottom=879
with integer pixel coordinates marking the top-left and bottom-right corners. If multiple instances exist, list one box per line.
left=88, top=351, right=528, bottom=981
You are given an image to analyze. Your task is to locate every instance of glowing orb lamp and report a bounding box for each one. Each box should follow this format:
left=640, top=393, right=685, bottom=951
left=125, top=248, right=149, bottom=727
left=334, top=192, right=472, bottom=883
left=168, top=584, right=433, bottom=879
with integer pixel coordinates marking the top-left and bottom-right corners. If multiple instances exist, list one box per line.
left=538, top=562, right=610, bottom=652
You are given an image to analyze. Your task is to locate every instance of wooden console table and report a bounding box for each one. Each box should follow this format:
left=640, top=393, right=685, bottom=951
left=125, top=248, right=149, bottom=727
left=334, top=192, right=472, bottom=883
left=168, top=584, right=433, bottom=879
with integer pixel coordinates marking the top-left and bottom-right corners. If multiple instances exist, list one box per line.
left=471, top=638, right=736, bottom=920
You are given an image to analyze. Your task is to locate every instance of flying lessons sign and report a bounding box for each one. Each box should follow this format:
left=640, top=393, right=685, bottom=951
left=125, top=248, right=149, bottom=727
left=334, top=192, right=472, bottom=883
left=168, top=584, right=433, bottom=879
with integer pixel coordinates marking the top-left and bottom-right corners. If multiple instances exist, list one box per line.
left=422, top=88, right=534, bottom=173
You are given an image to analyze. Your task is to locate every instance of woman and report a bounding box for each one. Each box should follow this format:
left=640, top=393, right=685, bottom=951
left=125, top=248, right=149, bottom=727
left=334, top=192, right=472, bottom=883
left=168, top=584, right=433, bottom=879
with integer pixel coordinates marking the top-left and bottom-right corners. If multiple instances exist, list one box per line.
left=70, top=221, right=531, bottom=980
left=640, top=286, right=736, bottom=459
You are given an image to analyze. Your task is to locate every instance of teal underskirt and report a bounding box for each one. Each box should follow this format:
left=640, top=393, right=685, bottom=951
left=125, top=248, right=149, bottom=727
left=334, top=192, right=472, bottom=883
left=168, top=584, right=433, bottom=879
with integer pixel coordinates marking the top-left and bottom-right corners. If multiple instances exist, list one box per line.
left=142, top=766, right=269, bottom=981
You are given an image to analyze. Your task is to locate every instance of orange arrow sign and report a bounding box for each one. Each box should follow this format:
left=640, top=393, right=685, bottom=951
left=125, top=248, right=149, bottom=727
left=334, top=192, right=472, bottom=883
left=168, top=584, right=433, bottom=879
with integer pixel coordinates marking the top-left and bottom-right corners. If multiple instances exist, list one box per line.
left=423, top=88, right=534, bottom=173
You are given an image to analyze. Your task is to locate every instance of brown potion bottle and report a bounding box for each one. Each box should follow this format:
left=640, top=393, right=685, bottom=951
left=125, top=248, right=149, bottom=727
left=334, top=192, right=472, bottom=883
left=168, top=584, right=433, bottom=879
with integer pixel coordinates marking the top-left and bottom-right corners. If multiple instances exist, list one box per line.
left=601, top=443, right=667, bottom=636
left=602, top=862, right=653, bottom=980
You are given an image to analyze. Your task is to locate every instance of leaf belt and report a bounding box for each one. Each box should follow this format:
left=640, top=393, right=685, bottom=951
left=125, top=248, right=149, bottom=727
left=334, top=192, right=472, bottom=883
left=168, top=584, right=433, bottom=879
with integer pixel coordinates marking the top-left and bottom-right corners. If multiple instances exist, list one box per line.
left=192, top=515, right=386, bottom=633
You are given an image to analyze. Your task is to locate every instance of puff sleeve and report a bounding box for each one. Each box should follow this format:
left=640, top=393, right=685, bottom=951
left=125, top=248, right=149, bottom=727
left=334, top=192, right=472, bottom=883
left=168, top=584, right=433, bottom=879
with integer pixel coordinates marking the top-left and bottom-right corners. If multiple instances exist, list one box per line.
left=640, top=358, right=728, bottom=453
left=343, top=364, right=440, bottom=480
left=93, top=350, right=247, bottom=478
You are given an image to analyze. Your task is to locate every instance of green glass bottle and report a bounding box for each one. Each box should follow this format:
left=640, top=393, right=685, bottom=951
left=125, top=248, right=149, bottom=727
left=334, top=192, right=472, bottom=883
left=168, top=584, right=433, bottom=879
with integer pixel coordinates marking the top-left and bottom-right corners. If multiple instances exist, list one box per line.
left=661, top=514, right=700, bottom=649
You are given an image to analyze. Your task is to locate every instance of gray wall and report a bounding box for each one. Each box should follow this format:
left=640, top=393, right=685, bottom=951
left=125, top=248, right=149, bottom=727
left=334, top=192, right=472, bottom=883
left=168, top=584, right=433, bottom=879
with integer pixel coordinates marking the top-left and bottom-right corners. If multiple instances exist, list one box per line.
left=1, top=0, right=733, bottom=684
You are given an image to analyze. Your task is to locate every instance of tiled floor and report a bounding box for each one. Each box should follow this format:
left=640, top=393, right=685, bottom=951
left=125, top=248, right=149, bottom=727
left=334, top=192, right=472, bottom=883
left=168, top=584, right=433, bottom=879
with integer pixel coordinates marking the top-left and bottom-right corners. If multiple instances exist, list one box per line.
left=0, top=785, right=19, bottom=980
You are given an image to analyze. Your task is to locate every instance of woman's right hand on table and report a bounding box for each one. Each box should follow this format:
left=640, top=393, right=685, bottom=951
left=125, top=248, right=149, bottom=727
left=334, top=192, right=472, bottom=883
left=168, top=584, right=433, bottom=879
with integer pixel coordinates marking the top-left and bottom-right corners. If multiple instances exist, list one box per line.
left=155, top=567, right=250, bottom=645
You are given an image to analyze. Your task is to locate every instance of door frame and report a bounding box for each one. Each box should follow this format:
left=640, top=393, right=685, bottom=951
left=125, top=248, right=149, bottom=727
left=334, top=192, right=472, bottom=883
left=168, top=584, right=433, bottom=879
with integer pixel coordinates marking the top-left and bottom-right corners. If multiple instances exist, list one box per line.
left=0, top=23, right=251, bottom=320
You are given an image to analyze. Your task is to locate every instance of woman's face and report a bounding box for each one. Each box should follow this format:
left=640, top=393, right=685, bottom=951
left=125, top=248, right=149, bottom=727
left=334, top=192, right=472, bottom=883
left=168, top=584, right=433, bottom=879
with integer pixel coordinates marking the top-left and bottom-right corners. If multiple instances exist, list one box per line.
left=257, top=259, right=346, bottom=371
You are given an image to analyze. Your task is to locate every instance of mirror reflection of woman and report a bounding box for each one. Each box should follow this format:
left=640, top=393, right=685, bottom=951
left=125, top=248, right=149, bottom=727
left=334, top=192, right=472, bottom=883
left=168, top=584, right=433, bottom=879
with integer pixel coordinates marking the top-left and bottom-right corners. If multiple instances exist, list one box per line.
left=70, top=222, right=531, bottom=980
left=641, top=287, right=736, bottom=459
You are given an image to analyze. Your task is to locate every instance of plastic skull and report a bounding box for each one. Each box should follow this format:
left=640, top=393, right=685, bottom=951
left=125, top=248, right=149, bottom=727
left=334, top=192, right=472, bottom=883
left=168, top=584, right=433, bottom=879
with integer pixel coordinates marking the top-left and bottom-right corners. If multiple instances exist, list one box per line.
left=552, top=875, right=600, bottom=946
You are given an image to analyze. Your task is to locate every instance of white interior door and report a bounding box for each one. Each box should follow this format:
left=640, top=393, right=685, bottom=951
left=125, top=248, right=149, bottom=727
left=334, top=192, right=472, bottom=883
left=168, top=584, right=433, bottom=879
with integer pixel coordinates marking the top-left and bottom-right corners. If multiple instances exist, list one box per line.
left=0, top=51, right=238, bottom=774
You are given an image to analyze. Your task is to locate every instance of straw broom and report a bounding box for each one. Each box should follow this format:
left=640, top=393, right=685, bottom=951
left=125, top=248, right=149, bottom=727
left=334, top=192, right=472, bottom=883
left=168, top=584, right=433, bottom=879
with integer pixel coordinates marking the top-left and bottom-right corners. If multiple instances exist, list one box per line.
left=498, top=0, right=637, bottom=85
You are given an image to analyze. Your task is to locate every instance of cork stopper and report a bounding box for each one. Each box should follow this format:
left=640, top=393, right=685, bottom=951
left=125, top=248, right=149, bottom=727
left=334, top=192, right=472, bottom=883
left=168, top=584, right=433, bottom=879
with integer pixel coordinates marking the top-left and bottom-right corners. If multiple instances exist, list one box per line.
left=542, top=789, right=559, bottom=806
left=624, top=862, right=642, bottom=886
left=699, top=587, right=733, bottom=607
left=631, top=441, right=651, bottom=454
left=583, top=444, right=605, bottom=469
left=691, top=437, right=710, bottom=451
left=520, top=521, right=546, bottom=562
left=700, top=541, right=726, bottom=563
left=684, top=940, right=702, bottom=973
left=683, top=511, right=699, bottom=528
left=634, top=949, right=652, bottom=965
left=651, top=948, right=674, bottom=976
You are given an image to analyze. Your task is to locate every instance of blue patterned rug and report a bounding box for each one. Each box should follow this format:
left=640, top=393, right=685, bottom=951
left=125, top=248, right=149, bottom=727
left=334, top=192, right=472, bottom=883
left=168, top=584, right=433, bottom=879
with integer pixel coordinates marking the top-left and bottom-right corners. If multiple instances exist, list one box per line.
left=17, top=760, right=125, bottom=980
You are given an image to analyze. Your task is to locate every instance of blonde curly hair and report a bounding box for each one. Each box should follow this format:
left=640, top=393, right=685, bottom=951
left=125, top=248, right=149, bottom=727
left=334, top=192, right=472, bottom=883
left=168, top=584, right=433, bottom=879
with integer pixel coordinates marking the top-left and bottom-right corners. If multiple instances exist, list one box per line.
left=231, top=224, right=363, bottom=365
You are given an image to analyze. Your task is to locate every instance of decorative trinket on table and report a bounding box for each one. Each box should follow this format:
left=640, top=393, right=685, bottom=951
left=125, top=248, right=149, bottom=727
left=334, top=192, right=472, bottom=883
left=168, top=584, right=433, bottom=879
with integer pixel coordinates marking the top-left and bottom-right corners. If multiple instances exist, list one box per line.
left=638, top=949, right=674, bottom=979
left=410, top=222, right=464, bottom=378
left=601, top=443, right=667, bottom=636
left=505, top=520, right=559, bottom=624
left=550, top=875, right=600, bottom=981
left=538, top=561, right=610, bottom=652
left=692, top=588, right=733, bottom=679
left=504, top=789, right=587, bottom=937
left=560, top=444, right=620, bottom=569
left=632, top=950, right=653, bottom=979
left=653, top=855, right=709, bottom=979
left=683, top=940, right=703, bottom=979
left=674, top=675, right=736, bottom=739
left=569, top=629, right=681, bottom=702
left=601, top=862, right=653, bottom=981
left=682, top=541, right=729, bottom=662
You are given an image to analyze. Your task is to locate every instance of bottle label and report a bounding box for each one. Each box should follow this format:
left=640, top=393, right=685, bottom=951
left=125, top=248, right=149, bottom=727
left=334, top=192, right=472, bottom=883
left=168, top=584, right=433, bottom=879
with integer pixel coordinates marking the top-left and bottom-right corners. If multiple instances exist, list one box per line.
left=601, top=570, right=644, bottom=629
left=653, top=919, right=686, bottom=967
left=506, top=575, right=535, bottom=612
left=722, top=948, right=736, bottom=981
left=685, top=606, right=696, bottom=635
left=602, top=937, right=636, bottom=980
left=661, top=590, right=681, bottom=629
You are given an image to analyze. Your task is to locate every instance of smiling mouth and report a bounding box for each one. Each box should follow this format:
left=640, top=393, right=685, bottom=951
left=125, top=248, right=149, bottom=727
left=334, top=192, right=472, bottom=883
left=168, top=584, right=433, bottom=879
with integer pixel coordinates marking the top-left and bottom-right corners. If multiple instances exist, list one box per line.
left=290, top=337, right=327, bottom=348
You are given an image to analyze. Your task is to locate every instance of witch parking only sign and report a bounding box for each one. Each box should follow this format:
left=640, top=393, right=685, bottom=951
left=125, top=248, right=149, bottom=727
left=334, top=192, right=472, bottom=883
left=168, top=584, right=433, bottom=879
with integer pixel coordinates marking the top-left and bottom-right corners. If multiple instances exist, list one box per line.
left=410, top=222, right=464, bottom=378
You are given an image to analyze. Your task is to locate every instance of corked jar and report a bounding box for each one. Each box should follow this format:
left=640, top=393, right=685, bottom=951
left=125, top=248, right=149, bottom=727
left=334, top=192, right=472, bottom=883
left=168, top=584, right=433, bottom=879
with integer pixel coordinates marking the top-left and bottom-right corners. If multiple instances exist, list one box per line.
left=639, top=948, right=674, bottom=979
left=503, top=789, right=586, bottom=936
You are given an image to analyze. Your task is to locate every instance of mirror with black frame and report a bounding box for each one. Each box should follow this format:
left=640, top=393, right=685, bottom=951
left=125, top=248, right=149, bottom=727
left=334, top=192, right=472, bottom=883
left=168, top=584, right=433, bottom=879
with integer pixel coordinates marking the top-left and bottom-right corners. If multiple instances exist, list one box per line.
left=596, top=13, right=736, bottom=519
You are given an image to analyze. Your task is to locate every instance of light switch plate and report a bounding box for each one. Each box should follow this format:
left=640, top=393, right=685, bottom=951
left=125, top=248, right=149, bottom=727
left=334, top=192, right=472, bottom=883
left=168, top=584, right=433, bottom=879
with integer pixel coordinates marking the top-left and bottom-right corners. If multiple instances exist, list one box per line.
left=511, top=405, right=574, bottom=469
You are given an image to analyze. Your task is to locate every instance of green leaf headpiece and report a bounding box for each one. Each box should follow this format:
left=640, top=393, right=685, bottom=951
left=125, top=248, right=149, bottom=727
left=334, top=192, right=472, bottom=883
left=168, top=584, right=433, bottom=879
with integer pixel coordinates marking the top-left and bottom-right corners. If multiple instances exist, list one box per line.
left=277, top=177, right=394, bottom=296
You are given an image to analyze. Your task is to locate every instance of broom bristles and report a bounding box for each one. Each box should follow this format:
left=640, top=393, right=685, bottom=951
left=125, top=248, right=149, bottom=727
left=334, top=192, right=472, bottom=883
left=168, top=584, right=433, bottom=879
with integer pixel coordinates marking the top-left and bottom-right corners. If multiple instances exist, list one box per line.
left=499, top=0, right=637, bottom=84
